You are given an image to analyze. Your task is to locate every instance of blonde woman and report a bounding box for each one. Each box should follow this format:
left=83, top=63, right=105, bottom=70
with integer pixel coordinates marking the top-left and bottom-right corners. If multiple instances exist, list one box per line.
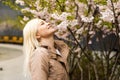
left=23, top=18, right=69, bottom=80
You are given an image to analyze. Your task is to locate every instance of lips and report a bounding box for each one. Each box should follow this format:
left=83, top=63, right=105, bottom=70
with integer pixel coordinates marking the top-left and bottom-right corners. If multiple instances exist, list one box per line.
left=48, top=25, right=58, bottom=31
left=48, top=25, right=53, bottom=29
left=48, top=26, right=51, bottom=29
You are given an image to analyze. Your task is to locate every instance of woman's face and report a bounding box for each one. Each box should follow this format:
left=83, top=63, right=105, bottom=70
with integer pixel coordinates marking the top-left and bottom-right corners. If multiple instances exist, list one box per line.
left=36, top=20, right=57, bottom=38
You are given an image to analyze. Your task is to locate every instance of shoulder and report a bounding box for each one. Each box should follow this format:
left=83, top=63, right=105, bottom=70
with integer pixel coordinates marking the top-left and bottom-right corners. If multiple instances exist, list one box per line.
left=32, top=47, right=49, bottom=60
left=34, top=47, right=48, bottom=54
left=30, top=47, right=49, bottom=72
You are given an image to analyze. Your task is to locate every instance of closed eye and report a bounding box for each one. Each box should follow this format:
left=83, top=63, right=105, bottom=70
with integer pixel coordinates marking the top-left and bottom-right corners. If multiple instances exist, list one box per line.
left=41, top=21, right=45, bottom=25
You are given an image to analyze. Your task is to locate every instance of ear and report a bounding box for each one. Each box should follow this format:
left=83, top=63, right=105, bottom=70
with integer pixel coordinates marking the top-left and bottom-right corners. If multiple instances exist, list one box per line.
left=36, top=32, right=41, bottom=39
left=36, top=35, right=41, bottom=39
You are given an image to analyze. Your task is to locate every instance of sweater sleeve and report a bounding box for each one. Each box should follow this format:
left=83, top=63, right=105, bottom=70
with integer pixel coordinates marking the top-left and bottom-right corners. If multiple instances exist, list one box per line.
left=30, top=48, right=49, bottom=80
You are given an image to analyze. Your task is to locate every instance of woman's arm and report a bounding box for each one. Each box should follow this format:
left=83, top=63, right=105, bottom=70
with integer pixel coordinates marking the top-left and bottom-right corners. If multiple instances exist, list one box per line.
left=30, top=48, right=49, bottom=80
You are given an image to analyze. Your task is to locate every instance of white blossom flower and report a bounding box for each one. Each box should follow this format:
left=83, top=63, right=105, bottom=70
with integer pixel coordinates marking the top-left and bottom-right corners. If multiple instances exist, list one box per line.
left=114, top=0, right=120, bottom=14
left=88, top=40, right=92, bottom=44
left=77, top=2, right=87, bottom=15
left=23, top=16, right=29, bottom=21
left=51, top=12, right=71, bottom=21
left=35, top=0, right=41, bottom=11
left=76, top=27, right=84, bottom=34
left=51, top=13, right=60, bottom=20
left=117, top=16, right=120, bottom=24
left=65, top=1, right=70, bottom=5
left=20, top=20, right=24, bottom=24
left=33, top=8, right=51, bottom=21
left=59, top=12, right=71, bottom=20
left=81, top=15, right=94, bottom=23
left=57, top=20, right=69, bottom=31
left=89, top=31, right=95, bottom=35
left=21, top=7, right=30, bottom=13
left=107, top=0, right=112, bottom=7
left=102, top=35, right=106, bottom=38
left=119, top=32, right=120, bottom=37
left=98, top=5, right=108, bottom=13
left=29, top=10, right=38, bottom=16
left=15, top=0, right=25, bottom=6
left=96, top=20, right=102, bottom=26
left=114, top=0, right=120, bottom=9
left=100, top=9, right=114, bottom=22
left=74, top=47, right=81, bottom=53
left=70, top=19, right=79, bottom=27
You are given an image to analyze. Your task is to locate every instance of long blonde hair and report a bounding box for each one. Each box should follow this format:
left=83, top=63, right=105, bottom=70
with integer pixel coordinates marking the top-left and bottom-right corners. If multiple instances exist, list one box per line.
left=23, top=18, right=43, bottom=79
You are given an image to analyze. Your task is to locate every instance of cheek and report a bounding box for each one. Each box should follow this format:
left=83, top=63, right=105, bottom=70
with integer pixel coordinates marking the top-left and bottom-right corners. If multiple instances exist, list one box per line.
left=37, top=26, right=46, bottom=35
left=40, top=29, right=50, bottom=37
left=37, top=27, right=55, bottom=37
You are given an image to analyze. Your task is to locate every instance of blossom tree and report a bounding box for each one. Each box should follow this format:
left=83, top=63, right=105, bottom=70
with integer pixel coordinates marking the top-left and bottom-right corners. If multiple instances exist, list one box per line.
left=2, top=0, right=120, bottom=80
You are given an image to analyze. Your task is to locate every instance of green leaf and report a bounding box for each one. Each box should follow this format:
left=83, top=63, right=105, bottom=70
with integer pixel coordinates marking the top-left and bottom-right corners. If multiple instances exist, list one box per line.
left=101, top=21, right=112, bottom=29
left=75, top=25, right=80, bottom=29
left=67, top=16, right=75, bottom=20
left=94, top=0, right=107, bottom=5
left=84, top=9, right=89, bottom=16
left=78, top=0, right=87, bottom=4
left=93, top=16, right=100, bottom=23
left=59, top=0, right=66, bottom=3
left=112, top=0, right=119, bottom=2
left=56, top=20, right=62, bottom=24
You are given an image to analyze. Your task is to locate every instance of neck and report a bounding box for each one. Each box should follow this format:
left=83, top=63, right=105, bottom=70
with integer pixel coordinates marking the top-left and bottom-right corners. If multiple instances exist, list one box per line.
left=39, top=36, right=56, bottom=51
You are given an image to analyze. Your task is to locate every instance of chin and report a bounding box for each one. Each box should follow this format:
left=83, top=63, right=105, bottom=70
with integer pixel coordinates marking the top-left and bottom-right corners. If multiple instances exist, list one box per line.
left=54, top=28, right=58, bottom=32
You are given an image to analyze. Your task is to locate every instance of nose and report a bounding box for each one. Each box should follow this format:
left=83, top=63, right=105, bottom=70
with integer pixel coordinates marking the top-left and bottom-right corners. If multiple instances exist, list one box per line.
left=46, top=23, right=50, bottom=26
left=46, top=23, right=51, bottom=27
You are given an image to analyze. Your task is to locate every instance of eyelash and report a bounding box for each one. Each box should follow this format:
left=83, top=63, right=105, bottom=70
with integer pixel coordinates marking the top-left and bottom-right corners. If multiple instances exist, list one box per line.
left=41, top=22, right=45, bottom=25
